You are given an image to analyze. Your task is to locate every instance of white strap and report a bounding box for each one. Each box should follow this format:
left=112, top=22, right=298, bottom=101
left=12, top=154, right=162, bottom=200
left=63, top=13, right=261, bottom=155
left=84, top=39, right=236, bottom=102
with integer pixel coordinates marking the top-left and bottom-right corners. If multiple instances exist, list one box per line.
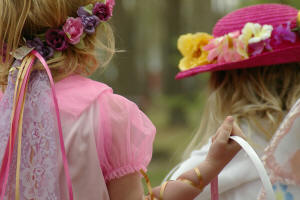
left=230, top=136, right=275, bottom=200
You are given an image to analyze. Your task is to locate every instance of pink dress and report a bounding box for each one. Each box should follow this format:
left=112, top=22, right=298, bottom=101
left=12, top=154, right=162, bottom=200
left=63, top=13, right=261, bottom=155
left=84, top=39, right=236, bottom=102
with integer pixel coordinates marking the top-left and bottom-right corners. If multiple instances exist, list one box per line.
left=0, top=75, right=156, bottom=199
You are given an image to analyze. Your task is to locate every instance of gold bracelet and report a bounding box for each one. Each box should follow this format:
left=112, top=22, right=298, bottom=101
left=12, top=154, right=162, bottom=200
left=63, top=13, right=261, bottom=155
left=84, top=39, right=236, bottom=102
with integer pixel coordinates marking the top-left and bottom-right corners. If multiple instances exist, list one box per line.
left=194, top=167, right=204, bottom=189
left=159, top=181, right=171, bottom=200
left=177, top=178, right=199, bottom=188
left=176, top=167, right=204, bottom=191
left=140, top=170, right=154, bottom=200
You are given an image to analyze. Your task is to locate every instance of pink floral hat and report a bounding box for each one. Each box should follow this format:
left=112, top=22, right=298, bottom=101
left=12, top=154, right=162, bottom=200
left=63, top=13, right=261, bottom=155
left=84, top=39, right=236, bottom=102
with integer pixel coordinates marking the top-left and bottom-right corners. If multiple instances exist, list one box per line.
left=176, top=4, right=300, bottom=79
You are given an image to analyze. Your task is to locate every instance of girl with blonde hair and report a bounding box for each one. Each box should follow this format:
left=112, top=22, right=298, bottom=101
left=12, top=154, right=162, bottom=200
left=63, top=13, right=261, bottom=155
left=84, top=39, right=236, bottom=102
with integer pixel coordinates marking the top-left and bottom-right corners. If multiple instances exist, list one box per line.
left=169, top=3, right=300, bottom=200
left=0, top=0, right=245, bottom=199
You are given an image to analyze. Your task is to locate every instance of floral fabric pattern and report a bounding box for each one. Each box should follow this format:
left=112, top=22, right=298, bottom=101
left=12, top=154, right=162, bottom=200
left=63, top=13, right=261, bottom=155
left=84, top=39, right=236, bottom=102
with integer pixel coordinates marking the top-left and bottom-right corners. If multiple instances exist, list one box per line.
left=0, top=71, right=61, bottom=199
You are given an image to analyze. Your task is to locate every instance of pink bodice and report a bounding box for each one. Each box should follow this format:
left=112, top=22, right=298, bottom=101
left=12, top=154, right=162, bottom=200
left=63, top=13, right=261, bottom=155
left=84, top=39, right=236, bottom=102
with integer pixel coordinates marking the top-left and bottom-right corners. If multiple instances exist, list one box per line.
left=0, top=75, right=156, bottom=199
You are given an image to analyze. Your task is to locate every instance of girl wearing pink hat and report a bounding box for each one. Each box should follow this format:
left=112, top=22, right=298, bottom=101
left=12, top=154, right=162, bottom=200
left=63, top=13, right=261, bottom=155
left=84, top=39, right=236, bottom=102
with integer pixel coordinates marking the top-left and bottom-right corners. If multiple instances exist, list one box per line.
left=167, top=3, right=300, bottom=200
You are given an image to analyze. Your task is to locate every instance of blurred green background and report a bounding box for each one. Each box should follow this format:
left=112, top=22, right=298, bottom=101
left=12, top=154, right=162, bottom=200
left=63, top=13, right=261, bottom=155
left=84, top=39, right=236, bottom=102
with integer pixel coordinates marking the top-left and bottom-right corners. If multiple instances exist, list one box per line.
left=91, top=0, right=300, bottom=188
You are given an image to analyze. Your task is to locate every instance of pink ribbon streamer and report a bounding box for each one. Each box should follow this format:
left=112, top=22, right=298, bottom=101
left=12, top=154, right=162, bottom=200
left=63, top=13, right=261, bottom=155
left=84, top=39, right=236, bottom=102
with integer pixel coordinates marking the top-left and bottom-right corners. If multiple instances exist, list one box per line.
left=211, top=177, right=219, bottom=200
left=0, top=57, right=36, bottom=199
left=0, top=51, right=74, bottom=200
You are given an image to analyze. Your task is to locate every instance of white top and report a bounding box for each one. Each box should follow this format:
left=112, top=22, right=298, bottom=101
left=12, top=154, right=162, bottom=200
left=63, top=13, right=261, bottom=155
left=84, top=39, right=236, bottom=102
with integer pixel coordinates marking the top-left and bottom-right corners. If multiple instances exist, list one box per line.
left=169, top=116, right=300, bottom=200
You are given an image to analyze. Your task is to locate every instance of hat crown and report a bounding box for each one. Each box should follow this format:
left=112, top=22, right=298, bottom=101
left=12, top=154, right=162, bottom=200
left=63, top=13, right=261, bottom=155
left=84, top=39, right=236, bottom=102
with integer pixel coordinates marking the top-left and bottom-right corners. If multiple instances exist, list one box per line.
left=213, top=4, right=298, bottom=37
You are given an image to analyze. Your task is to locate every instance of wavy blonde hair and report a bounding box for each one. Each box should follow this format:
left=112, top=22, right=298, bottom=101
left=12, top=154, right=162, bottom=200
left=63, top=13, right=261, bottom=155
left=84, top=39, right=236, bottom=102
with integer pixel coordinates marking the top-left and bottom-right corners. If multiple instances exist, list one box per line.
left=183, top=63, right=300, bottom=158
left=0, top=0, right=115, bottom=87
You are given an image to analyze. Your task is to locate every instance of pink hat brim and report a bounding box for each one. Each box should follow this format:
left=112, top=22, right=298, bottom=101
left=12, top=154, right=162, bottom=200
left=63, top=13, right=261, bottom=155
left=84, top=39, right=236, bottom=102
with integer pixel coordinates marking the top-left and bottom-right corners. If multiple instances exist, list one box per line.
left=175, top=41, right=300, bottom=80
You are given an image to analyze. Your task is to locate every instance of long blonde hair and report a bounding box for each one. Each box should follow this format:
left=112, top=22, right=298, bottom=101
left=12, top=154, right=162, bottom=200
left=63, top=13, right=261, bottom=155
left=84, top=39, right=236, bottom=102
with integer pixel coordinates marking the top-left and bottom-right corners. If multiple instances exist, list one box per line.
left=183, top=63, right=300, bottom=158
left=0, top=0, right=115, bottom=87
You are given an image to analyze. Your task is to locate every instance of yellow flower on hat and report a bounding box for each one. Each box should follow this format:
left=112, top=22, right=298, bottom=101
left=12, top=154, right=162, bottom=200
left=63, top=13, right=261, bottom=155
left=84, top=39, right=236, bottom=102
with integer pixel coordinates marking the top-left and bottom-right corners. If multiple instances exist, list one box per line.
left=178, top=33, right=213, bottom=71
left=239, top=22, right=273, bottom=45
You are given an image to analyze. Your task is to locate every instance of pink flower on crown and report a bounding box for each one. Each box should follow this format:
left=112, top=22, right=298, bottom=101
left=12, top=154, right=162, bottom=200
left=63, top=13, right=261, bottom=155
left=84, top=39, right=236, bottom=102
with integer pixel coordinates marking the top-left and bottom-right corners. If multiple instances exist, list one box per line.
left=93, top=0, right=115, bottom=21
left=63, top=17, right=84, bottom=45
left=106, top=0, right=115, bottom=15
left=204, top=31, right=248, bottom=64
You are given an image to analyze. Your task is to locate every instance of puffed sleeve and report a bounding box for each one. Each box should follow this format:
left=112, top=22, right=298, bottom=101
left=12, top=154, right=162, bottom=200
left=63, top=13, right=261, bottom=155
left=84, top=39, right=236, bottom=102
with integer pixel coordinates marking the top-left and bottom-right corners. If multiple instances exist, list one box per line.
left=95, top=91, right=156, bottom=182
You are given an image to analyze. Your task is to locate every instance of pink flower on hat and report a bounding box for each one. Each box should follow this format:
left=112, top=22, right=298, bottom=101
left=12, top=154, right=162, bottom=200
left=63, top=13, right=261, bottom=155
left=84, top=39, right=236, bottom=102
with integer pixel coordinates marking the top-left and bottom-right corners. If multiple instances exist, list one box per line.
left=63, top=17, right=84, bottom=45
left=175, top=4, right=300, bottom=79
left=204, top=31, right=247, bottom=64
left=248, top=39, right=272, bottom=56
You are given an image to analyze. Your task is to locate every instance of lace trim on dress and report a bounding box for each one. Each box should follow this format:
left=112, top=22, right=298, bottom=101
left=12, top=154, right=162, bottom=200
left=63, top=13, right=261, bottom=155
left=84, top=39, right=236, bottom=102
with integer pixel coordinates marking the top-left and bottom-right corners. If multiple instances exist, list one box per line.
left=0, top=71, right=61, bottom=199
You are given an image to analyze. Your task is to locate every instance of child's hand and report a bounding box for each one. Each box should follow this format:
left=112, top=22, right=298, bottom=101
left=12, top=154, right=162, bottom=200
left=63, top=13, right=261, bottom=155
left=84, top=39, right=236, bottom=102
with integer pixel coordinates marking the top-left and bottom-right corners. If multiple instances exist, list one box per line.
left=149, top=117, right=246, bottom=199
left=205, top=116, right=246, bottom=172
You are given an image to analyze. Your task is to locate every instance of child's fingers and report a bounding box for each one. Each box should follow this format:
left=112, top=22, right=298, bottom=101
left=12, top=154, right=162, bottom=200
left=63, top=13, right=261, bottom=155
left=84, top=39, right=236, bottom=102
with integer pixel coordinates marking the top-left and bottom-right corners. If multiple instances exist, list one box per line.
left=216, top=116, right=234, bottom=142
left=228, top=123, right=245, bottom=151
left=231, top=123, right=246, bottom=140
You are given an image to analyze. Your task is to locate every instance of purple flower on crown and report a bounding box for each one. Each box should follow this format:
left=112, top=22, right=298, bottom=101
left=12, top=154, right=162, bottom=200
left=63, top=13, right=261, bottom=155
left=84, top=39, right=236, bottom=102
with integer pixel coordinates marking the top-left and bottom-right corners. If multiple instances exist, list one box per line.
left=81, top=15, right=100, bottom=34
left=273, top=22, right=297, bottom=45
left=27, top=37, right=44, bottom=48
left=27, top=38, right=54, bottom=60
left=46, top=29, right=68, bottom=51
left=77, top=5, right=101, bottom=34
left=77, top=6, right=91, bottom=17
left=38, top=46, right=54, bottom=60
left=93, top=0, right=115, bottom=21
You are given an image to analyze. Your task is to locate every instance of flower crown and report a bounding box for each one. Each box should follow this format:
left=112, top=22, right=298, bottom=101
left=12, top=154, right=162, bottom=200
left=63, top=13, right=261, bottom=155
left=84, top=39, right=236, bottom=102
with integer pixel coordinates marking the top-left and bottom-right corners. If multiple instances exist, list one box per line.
left=26, top=0, right=115, bottom=60
left=178, top=11, right=300, bottom=71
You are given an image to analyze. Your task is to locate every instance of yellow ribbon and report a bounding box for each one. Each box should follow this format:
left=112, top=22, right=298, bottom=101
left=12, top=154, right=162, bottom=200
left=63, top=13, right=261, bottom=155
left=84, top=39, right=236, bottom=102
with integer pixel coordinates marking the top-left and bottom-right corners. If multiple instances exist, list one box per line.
left=10, top=55, right=35, bottom=200
left=140, top=169, right=156, bottom=200
left=5, top=57, right=28, bottom=199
